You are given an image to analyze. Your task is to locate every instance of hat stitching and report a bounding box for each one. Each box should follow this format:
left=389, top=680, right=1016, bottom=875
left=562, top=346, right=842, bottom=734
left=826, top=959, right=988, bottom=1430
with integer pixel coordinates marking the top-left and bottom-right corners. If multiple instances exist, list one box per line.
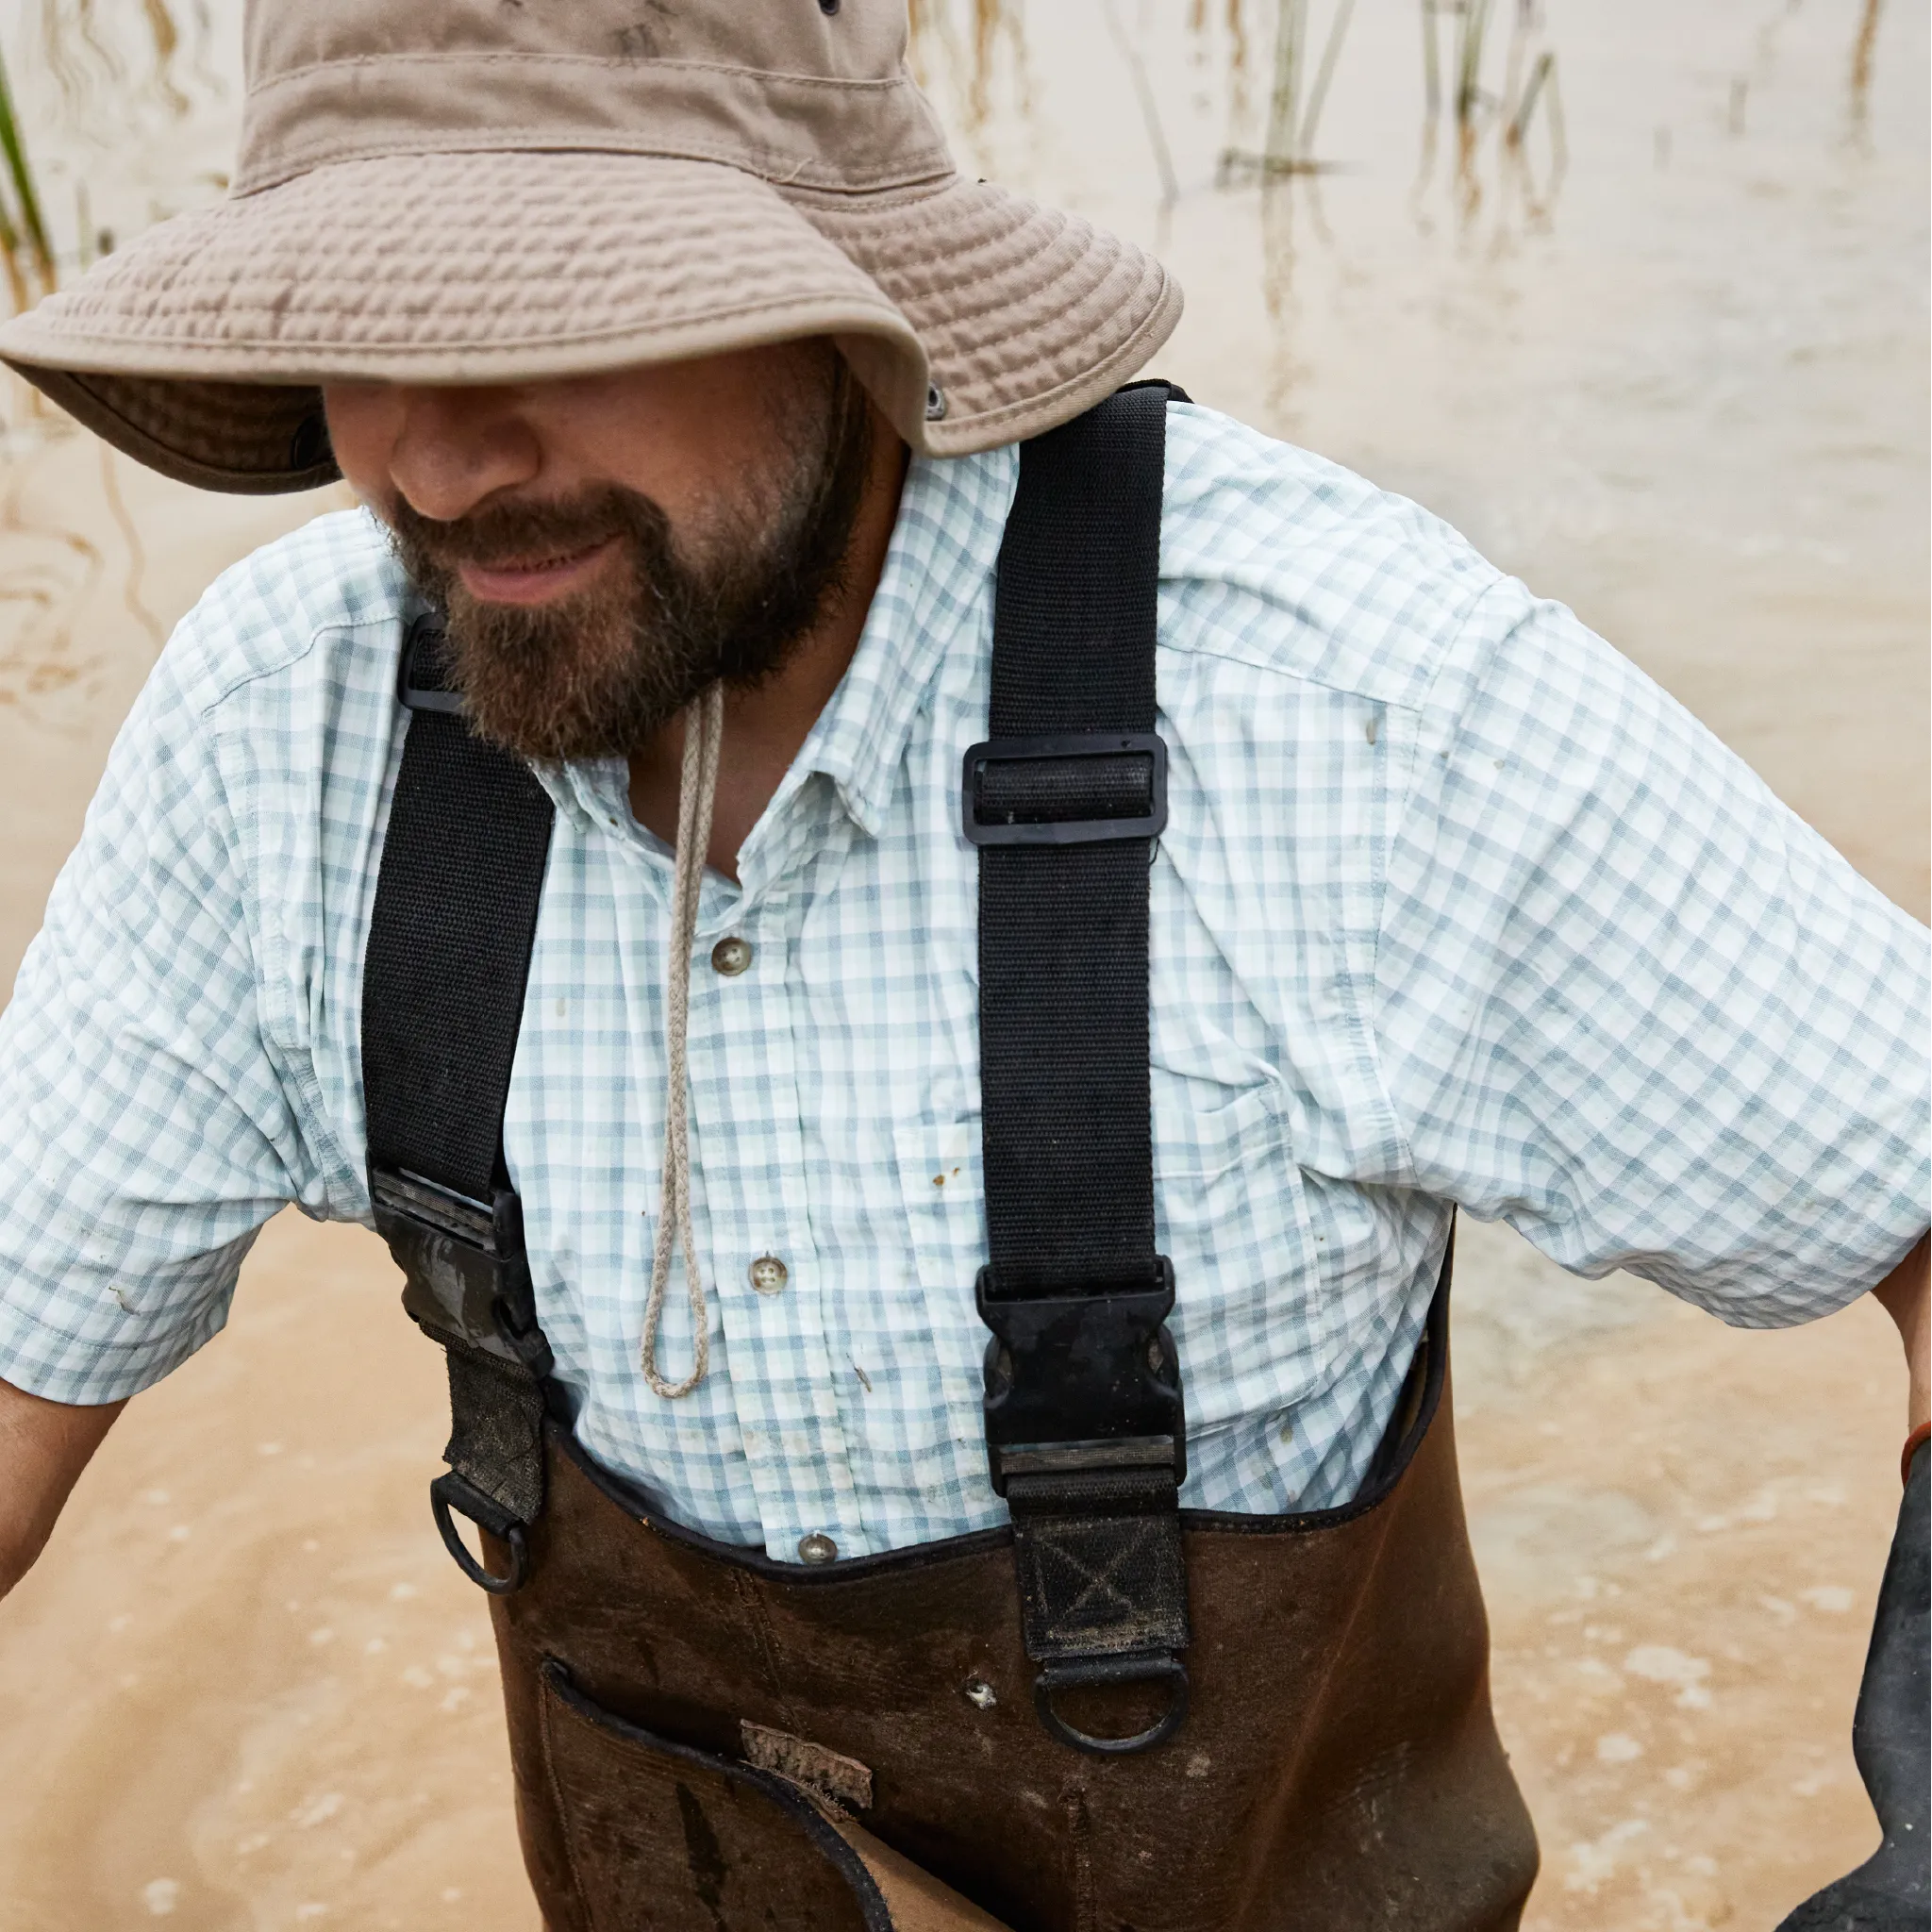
left=256, top=50, right=929, bottom=95
left=12, top=165, right=1149, bottom=397
left=4, top=288, right=913, bottom=358
left=923, top=285, right=1180, bottom=443
left=915, top=243, right=1138, bottom=346
left=780, top=178, right=967, bottom=214
left=238, top=125, right=954, bottom=199
left=11, top=224, right=1169, bottom=444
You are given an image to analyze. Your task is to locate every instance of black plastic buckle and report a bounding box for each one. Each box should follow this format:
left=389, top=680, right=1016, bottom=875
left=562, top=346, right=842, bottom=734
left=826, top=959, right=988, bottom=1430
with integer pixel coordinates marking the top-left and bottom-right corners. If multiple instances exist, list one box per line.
left=429, top=1470, right=530, bottom=1596
left=1035, top=1653, right=1191, bottom=1756
left=960, top=732, right=1169, bottom=846
left=975, top=1258, right=1186, bottom=1495
left=369, top=1164, right=554, bottom=1378
left=396, top=612, right=466, bottom=715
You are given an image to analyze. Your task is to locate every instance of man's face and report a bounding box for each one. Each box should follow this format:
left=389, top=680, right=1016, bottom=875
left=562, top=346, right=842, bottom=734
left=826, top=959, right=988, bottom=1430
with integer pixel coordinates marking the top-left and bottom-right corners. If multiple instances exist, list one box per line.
left=323, top=340, right=874, bottom=760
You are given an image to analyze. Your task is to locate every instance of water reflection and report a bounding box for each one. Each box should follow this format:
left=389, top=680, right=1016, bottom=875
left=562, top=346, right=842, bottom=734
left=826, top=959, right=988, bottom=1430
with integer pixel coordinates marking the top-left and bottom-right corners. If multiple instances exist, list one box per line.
left=0, top=470, right=100, bottom=710
left=1847, top=0, right=1885, bottom=141
left=1414, top=0, right=1568, bottom=220
left=908, top=0, right=1032, bottom=138
left=33, top=0, right=215, bottom=125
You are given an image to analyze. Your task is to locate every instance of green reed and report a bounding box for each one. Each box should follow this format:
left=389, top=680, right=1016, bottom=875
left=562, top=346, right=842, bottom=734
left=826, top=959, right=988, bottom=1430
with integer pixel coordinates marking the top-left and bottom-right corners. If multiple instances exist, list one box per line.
left=0, top=41, right=57, bottom=313
left=1413, top=0, right=1564, bottom=215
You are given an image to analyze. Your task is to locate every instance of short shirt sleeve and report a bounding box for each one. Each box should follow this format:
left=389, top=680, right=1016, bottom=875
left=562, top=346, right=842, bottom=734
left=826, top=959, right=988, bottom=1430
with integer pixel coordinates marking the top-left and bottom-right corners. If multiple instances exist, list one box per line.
left=1373, top=582, right=1930, bottom=1324
left=0, top=625, right=324, bottom=1404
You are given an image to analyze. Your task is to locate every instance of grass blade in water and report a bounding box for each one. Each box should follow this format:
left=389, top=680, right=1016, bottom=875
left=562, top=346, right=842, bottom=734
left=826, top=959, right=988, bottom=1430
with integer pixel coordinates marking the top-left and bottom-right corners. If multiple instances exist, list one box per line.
left=0, top=42, right=56, bottom=297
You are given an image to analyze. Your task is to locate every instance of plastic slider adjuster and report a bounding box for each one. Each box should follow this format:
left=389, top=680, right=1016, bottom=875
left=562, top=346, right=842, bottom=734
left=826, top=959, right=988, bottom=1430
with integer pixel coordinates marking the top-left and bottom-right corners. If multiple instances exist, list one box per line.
left=978, top=1261, right=1191, bottom=1757
left=368, top=1164, right=554, bottom=1380
left=961, top=732, right=1169, bottom=846
left=975, top=1257, right=1186, bottom=1496
left=395, top=612, right=466, bottom=715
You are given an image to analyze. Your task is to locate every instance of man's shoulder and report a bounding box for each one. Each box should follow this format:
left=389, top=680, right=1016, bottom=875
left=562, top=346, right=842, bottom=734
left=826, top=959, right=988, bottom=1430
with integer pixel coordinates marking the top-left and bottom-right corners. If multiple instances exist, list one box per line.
left=1158, top=404, right=1524, bottom=711
left=162, top=506, right=409, bottom=724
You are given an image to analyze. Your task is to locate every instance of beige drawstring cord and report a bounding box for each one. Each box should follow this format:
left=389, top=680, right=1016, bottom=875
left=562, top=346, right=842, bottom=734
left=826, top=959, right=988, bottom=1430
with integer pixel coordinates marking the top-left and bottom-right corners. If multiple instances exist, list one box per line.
left=640, top=682, right=725, bottom=1399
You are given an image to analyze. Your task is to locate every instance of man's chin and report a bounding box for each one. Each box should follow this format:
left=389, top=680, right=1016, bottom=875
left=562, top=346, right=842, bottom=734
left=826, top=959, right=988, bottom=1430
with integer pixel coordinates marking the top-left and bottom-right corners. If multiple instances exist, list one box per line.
left=449, top=640, right=692, bottom=765
left=459, top=700, right=640, bottom=765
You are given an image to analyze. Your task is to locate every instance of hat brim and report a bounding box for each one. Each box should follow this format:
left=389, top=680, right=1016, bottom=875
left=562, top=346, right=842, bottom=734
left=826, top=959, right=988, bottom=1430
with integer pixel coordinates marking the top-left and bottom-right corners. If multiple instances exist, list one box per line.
left=0, top=150, right=1180, bottom=492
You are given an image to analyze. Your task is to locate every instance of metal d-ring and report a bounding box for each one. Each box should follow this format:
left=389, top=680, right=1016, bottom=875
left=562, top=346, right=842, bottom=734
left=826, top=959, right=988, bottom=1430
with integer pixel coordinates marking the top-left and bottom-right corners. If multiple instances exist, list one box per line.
left=1033, top=1654, right=1190, bottom=1756
left=430, top=1471, right=530, bottom=1596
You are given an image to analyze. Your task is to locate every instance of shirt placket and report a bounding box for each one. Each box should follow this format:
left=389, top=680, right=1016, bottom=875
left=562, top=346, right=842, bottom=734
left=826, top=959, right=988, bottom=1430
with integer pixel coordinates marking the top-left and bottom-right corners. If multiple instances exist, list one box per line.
left=679, top=831, right=868, bottom=1563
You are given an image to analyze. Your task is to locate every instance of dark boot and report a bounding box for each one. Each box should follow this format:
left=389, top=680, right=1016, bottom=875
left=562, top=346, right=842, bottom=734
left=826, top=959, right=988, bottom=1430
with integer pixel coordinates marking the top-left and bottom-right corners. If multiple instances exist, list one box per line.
left=1777, top=1441, right=1929, bottom=1931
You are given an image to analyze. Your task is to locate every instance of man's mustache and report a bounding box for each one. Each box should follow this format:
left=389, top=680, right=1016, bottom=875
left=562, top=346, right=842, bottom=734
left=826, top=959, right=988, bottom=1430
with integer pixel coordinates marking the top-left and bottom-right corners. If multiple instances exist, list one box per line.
left=386, top=486, right=669, bottom=575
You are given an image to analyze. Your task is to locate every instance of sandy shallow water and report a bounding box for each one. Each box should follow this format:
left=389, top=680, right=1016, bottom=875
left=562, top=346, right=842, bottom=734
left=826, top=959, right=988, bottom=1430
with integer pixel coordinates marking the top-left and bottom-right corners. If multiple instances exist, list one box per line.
left=0, top=1, right=1924, bottom=1925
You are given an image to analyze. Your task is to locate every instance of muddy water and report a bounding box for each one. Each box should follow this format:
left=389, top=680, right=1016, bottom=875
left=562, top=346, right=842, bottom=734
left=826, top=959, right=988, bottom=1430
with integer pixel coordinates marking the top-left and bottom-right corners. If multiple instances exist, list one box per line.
left=0, top=3, right=1924, bottom=1927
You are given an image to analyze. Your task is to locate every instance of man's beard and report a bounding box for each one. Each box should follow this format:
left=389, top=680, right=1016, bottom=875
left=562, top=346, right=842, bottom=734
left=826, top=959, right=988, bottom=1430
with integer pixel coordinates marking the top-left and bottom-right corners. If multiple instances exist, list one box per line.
left=384, top=356, right=874, bottom=761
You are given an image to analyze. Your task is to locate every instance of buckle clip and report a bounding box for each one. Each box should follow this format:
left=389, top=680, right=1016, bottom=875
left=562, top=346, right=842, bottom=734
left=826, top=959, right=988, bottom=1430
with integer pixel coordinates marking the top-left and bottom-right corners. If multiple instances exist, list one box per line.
left=961, top=732, right=1168, bottom=846
left=975, top=1258, right=1186, bottom=1496
left=370, top=1165, right=553, bottom=1376
left=396, top=613, right=466, bottom=715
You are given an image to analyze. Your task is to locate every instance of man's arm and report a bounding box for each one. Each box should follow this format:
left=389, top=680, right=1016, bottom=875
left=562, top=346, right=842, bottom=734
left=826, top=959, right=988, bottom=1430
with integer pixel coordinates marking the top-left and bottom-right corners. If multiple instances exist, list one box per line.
left=0, top=575, right=324, bottom=1555
left=1372, top=587, right=1929, bottom=1342
left=0, top=1376, right=124, bottom=1600
left=1873, top=1233, right=1929, bottom=1441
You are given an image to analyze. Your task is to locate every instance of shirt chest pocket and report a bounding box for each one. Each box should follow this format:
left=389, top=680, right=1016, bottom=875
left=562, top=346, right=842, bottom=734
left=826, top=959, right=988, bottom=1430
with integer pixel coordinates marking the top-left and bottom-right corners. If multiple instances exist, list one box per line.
left=1152, top=1075, right=1313, bottom=1263
left=895, top=1085, right=1337, bottom=1430
left=1152, top=1076, right=1337, bottom=1418
left=894, top=1084, right=1327, bottom=1383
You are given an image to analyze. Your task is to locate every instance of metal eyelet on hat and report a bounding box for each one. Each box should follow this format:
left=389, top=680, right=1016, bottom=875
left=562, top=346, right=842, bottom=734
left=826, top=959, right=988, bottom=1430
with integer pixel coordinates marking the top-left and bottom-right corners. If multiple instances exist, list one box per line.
left=818, top=0, right=840, bottom=13
left=925, top=383, right=947, bottom=423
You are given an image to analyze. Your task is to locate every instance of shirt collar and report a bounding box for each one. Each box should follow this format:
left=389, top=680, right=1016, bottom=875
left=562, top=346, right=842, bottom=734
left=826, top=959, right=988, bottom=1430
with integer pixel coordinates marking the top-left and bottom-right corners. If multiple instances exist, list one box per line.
left=795, top=440, right=1019, bottom=841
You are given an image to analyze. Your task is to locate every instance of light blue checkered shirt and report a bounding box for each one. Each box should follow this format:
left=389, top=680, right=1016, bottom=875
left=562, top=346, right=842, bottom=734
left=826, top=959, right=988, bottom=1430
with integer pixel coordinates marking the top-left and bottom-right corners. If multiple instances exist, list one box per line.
left=1, top=406, right=1924, bottom=1559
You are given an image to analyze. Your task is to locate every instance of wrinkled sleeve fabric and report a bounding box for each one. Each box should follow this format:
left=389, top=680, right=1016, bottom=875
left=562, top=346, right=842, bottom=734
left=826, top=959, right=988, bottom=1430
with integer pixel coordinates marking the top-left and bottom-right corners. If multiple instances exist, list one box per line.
left=0, top=623, right=319, bottom=1404
left=1373, top=579, right=1930, bottom=1324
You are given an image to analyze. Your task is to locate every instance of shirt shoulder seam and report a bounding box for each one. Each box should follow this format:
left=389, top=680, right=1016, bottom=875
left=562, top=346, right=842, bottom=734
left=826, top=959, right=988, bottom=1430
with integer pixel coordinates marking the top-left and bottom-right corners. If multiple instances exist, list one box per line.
left=192, top=610, right=397, bottom=724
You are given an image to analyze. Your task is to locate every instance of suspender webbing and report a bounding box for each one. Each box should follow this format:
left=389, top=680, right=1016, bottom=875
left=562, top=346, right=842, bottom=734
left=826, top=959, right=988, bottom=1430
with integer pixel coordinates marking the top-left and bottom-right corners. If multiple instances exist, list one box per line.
left=965, top=381, right=1192, bottom=1754
left=362, top=622, right=553, bottom=1202
left=362, top=617, right=558, bottom=1592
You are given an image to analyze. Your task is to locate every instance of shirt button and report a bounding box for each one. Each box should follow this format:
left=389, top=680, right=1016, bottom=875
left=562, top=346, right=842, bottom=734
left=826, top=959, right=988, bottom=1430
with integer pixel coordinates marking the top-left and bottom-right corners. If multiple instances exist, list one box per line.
left=710, top=936, right=754, bottom=976
left=797, top=1532, right=839, bottom=1565
left=748, top=1255, right=789, bottom=1295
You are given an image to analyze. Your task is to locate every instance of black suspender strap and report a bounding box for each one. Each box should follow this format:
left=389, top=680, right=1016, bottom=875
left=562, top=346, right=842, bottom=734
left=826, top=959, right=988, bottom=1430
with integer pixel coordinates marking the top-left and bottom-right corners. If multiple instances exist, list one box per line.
left=964, top=380, right=1193, bottom=1756
left=362, top=614, right=558, bottom=1594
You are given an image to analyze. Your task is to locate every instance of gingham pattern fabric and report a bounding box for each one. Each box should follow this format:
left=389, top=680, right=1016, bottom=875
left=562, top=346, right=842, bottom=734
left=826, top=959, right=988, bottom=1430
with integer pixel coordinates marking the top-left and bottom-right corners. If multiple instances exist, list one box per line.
left=1, top=406, right=1924, bottom=1559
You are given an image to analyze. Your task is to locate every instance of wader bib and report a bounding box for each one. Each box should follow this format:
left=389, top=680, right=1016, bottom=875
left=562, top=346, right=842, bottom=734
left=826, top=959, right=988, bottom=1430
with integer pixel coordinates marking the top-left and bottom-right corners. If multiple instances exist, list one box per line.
left=360, top=385, right=1539, bottom=1930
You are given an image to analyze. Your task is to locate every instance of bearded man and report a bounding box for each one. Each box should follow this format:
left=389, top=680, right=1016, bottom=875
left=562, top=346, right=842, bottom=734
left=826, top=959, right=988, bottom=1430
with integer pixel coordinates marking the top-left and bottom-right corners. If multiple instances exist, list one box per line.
left=0, top=4, right=1924, bottom=1929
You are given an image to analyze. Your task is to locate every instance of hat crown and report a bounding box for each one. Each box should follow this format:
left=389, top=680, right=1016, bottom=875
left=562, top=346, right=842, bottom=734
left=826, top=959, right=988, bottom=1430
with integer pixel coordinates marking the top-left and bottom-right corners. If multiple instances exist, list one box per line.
left=238, top=0, right=951, bottom=195
left=249, top=0, right=905, bottom=77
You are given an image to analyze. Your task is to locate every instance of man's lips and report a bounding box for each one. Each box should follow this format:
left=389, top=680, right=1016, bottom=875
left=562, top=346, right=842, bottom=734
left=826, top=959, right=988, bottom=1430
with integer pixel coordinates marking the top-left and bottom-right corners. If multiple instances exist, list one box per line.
left=454, top=535, right=620, bottom=606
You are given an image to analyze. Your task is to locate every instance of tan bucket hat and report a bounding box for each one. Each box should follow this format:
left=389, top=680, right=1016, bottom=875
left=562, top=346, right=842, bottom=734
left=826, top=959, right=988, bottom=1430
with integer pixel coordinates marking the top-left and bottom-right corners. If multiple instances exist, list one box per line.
left=0, top=0, right=1182, bottom=494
